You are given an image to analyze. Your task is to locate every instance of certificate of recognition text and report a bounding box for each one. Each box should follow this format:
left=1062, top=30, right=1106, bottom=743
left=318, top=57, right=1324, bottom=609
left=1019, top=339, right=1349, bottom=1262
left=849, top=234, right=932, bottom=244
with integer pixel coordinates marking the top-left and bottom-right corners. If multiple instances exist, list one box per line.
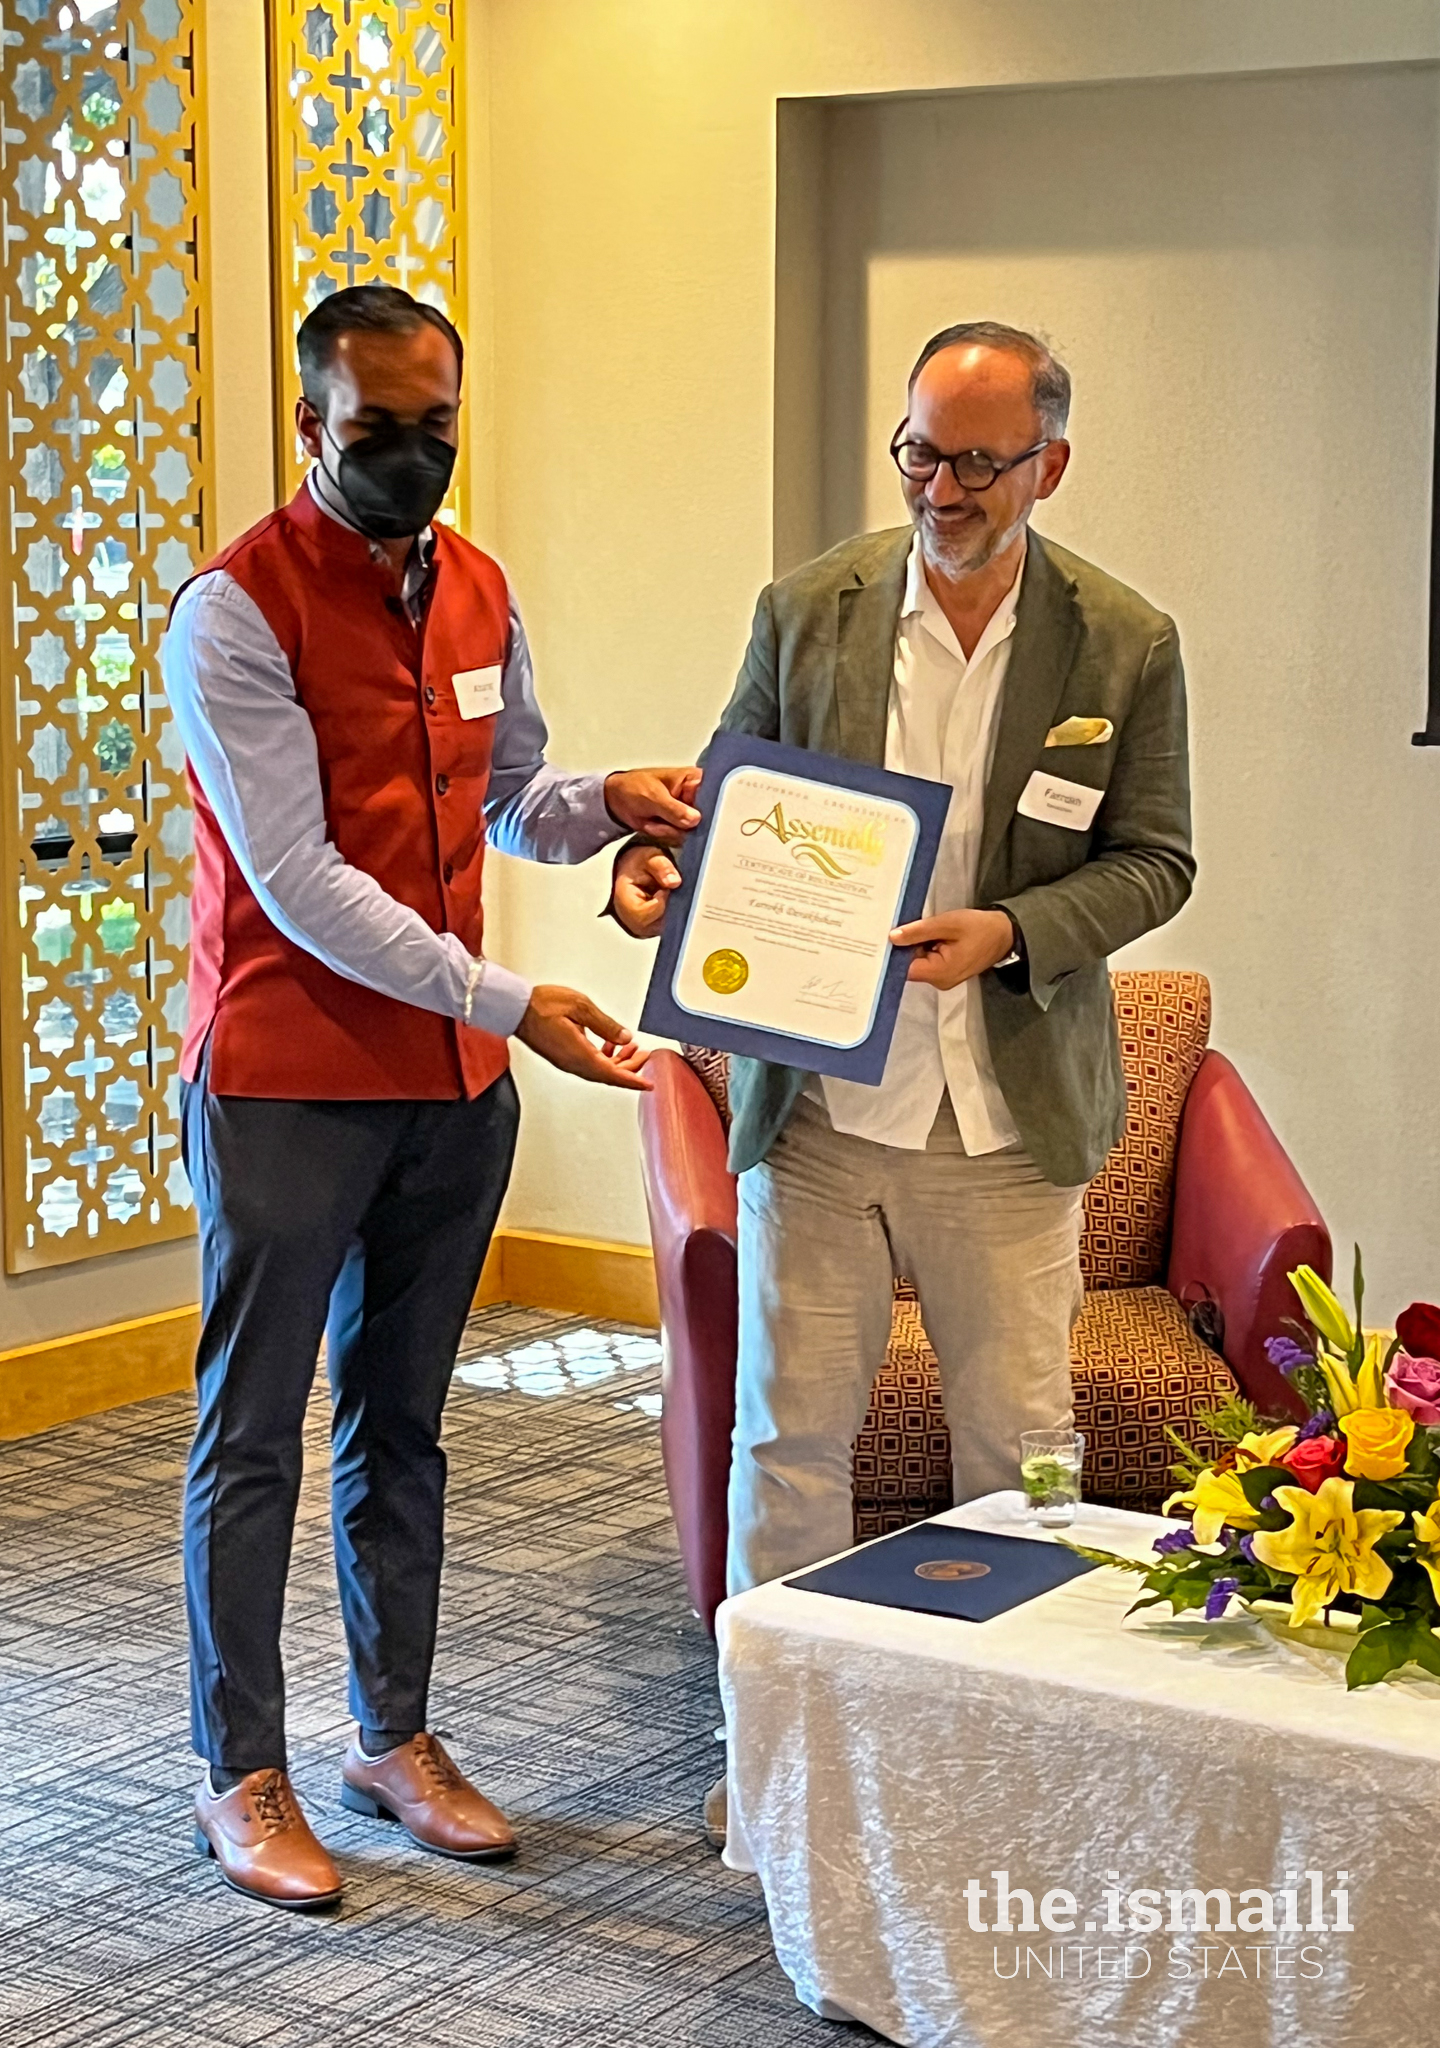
left=672, top=763, right=922, bottom=1051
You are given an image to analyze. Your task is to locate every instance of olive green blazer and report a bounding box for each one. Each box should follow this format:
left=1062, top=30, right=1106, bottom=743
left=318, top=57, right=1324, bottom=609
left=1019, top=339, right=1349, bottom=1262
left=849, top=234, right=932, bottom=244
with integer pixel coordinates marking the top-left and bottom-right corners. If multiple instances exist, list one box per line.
left=711, top=525, right=1195, bottom=1185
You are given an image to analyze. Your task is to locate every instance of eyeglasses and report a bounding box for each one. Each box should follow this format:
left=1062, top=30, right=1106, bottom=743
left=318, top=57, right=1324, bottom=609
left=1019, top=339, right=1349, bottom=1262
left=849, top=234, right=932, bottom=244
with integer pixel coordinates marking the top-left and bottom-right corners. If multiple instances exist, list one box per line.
left=889, top=423, right=1052, bottom=492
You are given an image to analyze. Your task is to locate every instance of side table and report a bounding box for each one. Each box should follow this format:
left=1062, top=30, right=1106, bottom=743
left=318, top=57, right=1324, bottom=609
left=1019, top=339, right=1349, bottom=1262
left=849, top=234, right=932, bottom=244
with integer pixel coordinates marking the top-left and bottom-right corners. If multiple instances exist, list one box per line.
left=718, top=1492, right=1440, bottom=2048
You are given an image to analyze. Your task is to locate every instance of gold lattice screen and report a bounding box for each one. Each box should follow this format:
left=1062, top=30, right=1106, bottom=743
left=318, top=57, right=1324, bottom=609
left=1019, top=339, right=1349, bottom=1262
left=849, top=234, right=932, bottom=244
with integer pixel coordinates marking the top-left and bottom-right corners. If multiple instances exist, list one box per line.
left=0, top=0, right=211, bottom=1272
left=268, top=0, right=466, bottom=521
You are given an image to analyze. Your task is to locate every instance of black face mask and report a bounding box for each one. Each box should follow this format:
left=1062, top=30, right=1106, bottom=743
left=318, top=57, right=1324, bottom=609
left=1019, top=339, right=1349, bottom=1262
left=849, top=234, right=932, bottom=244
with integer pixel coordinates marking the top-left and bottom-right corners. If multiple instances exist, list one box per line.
left=323, top=422, right=456, bottom=541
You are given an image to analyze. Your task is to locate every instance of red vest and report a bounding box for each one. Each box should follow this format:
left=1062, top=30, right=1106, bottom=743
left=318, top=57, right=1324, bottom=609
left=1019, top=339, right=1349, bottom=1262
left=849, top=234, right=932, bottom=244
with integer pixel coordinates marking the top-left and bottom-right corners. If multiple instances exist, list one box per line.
left=180, top=486, right=512, bottom=1100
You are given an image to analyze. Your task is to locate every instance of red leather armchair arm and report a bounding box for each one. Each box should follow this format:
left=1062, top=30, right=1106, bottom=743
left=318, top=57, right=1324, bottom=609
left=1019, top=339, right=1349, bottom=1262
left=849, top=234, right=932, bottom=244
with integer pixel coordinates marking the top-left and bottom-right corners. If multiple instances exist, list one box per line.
left=637, top=1050, right=739, bottom=1633
left=1167, top=1050, right=1331, bottom=1421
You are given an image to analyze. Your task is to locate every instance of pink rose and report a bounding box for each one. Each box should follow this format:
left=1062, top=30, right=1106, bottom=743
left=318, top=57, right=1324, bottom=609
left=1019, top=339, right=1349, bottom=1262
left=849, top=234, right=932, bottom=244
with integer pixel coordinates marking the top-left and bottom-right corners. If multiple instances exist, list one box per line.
left=1385, top=1351, right=1440, bottom=1426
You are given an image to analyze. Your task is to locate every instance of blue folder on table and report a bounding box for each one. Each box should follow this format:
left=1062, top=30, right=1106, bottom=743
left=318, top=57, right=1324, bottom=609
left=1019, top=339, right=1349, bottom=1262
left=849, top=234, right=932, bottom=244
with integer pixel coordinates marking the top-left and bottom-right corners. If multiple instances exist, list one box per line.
left=786, top=1522, right=1096, bottom=1623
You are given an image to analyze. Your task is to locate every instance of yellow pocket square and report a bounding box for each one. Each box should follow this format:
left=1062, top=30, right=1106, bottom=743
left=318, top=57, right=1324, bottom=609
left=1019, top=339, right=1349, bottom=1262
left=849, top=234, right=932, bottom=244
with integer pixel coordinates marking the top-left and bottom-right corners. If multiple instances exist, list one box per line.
left=1045, top=716, right=1113, bottom=748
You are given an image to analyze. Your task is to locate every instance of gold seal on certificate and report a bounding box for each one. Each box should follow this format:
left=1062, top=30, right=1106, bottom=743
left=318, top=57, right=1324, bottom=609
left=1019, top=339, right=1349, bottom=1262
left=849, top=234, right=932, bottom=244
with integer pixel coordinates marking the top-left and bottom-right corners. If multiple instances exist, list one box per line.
left=642, top=735, right=950, bottom=1082
left=702, top=948, right=750, bottom=995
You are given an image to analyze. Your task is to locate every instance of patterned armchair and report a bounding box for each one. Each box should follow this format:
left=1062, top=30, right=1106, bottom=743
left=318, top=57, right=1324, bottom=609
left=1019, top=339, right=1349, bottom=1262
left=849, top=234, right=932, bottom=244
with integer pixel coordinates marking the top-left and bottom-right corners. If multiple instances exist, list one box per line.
left=638, top=970, right=1330, bottom=1631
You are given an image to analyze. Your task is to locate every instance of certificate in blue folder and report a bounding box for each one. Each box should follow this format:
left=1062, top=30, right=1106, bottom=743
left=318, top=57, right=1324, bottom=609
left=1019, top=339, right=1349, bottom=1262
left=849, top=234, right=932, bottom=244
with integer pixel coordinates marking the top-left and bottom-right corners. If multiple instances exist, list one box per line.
left=786, top=1522, right=1096, bottom=1623
left=639, top=734, right=951, bottom=1084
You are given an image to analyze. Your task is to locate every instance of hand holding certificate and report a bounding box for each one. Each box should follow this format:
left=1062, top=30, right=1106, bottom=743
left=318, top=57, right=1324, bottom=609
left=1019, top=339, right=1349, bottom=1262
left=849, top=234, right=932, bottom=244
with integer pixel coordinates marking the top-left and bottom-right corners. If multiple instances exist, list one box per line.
left=640, top=735, right=951, bottom=1083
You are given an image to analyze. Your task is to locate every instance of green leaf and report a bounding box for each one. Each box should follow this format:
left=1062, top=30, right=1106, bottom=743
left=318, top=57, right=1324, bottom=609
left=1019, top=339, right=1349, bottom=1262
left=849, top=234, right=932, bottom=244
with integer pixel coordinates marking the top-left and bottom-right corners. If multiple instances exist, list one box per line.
left=1290, top=1364, right=1334, bottom=1419
left=1191, top=1396, right=1262, bottom=1445
left=1343, top=1245, right=1368, bottom=1374
left=1405, top=1428, right=1436, bottom=1478
left=1236, top=1464, right=1290, bottom=1511
left=1346, top=1621, right=1412, bottom=1689
left=1356, top=1475, right=1430, bottom=1515
left=1164, top=1570, right=1218, bottom=1616
left=1021, top=1455, right=1071, bottom=1502
left=1339, top=1612, right=1440, bottom=1688
left=1405, top=1619, right=1440, bottom=1679
left=1162, top=1424, right=1208, bottom=1475
left=1058, top=1540, right=1153, bottom=1574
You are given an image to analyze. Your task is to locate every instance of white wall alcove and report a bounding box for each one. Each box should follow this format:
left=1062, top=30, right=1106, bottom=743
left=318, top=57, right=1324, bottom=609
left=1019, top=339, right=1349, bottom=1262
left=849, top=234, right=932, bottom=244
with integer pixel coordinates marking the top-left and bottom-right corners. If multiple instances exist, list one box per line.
left=774, top=65, right=1440, bottom=1309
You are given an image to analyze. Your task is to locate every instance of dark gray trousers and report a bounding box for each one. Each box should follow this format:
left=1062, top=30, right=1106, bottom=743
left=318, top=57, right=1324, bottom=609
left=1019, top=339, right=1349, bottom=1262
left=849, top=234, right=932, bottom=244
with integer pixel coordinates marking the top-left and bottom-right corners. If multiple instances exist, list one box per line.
left=180, top=1063, right=520, bottom=1770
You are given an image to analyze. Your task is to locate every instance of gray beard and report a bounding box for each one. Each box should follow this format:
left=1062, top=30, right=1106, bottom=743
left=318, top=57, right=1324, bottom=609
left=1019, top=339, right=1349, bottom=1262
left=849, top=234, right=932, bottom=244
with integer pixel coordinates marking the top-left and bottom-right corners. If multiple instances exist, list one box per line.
left=917, top=505, right=1029, bottom=582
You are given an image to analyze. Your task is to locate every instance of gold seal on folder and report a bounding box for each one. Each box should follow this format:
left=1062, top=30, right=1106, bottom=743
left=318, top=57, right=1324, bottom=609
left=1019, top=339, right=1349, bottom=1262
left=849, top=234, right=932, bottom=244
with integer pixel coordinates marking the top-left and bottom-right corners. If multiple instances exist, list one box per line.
left=702, top=948, right=749, bottom=995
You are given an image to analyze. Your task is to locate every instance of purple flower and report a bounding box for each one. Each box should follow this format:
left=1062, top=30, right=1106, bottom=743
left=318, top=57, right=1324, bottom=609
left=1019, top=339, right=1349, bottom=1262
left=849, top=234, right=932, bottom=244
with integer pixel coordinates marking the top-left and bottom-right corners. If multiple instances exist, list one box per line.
left=1204, top=1576, right=1240, bottom=1621
left=1238, top=1533, right=1257, bottom=1563
left=1261, top=1495, right=1278, bottom=1512
left=1298, top=1410, right=1335, bottom=1440
left=1153, top=1526, right=1195, bottom=1555
left=1266, top=1336, right=1312, bottom=1376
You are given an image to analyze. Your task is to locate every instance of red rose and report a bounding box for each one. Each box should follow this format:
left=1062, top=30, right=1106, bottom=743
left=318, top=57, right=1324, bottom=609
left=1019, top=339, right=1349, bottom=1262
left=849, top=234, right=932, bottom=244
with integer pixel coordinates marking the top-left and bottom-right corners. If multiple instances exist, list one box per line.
left=1397, top=1302, right=1440, bottom=1361
left=1277, top=1435, right=1347, bottom=1493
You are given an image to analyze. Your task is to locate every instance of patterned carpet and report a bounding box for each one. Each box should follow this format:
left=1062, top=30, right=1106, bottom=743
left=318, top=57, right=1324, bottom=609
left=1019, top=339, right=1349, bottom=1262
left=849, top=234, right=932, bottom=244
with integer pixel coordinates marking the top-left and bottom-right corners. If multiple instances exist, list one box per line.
left=0, top=1303, right=870, bottom=2048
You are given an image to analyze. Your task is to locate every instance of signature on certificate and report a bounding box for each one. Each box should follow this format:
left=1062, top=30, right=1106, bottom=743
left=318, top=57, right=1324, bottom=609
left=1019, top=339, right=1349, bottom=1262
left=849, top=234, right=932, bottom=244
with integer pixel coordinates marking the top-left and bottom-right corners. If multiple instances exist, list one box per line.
left=798, top=972, right=858, bottom=1007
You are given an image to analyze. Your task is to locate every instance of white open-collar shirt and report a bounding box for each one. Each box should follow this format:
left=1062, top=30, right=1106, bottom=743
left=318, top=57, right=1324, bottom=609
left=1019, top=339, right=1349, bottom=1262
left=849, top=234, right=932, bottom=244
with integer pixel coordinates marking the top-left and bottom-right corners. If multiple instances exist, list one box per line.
left=816, top=532, right=1024, bottom=1154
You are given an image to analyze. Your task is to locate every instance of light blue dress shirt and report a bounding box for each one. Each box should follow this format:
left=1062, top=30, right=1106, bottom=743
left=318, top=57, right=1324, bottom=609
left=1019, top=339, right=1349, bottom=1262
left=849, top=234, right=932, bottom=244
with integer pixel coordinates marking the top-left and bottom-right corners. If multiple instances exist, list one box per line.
left=162, top=478, right=624, bottom=1040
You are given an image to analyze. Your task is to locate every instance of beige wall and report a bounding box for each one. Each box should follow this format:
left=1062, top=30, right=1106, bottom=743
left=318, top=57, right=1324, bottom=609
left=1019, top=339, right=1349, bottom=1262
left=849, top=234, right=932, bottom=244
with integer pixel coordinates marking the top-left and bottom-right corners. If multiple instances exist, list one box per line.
left=8, top=0, right=1440, bottom=1343
left=480, top=0, right=1440, bottom=1314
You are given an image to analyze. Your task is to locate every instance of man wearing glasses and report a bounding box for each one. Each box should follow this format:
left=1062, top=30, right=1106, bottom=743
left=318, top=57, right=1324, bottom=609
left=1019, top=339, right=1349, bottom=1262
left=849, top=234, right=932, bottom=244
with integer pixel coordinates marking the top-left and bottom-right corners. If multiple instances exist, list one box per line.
left=614, top=325, right=1193, bottom=1820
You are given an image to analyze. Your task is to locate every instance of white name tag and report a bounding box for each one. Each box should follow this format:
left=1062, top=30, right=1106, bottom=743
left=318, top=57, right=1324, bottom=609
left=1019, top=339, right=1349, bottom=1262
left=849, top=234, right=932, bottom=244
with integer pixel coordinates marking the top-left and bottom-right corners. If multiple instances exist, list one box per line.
left=452, top=665, right=504, bottom=720
left=1016, top=769, right=1103, bottom=832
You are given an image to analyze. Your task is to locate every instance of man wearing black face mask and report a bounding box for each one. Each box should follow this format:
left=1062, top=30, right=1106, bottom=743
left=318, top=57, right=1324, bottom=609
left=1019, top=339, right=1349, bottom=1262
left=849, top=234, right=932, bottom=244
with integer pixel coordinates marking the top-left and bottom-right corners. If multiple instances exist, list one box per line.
left=161, top=286, right=700, bottom=1911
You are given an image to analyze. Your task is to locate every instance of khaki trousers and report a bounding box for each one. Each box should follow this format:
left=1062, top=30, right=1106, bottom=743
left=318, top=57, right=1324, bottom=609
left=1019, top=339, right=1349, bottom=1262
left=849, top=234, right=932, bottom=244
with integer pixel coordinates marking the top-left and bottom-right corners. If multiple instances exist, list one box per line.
left=726, top=1094, right=1085, bottom=1595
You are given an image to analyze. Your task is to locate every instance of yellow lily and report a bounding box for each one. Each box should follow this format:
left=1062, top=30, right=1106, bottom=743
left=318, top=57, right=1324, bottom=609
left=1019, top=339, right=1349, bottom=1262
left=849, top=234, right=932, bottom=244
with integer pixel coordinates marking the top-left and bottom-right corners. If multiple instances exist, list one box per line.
left=1414, top=1503, right=1440, bottom=1606
left=1311, top=1344, right=1360, bottom=1419
left=1356, top=1331, right=1397, bottom=1410
left=1163, top=1466, right=1263, bottom=1547
left=1235, top=1427, right=1298, bottom=1469
left=1250, top=1478, right=1404, bottom=1628
left=1290, top=1265, right=1356, bottom=1355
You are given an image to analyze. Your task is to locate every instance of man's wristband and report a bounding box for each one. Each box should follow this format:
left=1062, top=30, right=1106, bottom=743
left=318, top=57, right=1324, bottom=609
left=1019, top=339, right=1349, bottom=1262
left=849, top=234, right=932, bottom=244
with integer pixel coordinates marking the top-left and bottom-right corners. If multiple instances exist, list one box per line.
left=994, top=910, right=1024, bottom=970
left=993, top=909, right=1029, bottom=990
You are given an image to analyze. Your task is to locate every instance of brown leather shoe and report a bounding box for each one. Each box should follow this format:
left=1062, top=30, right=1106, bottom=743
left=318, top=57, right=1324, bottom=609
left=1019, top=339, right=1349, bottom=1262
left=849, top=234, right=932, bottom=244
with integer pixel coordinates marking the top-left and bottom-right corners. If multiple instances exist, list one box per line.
left=340, top=1732, right=517, bottom=1861
left=194, top=1768, right=343, bottom=1911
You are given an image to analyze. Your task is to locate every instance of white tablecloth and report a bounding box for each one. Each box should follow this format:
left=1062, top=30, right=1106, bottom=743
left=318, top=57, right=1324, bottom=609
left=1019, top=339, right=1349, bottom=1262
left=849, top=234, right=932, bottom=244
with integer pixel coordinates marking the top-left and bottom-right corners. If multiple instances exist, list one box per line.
left=717, top=1493, right=1440, bottom=2048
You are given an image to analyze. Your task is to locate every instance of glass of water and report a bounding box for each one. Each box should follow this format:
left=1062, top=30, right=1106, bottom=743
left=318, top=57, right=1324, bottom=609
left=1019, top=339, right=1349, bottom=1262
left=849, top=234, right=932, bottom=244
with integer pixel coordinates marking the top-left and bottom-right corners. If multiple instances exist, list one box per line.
left=1019, top=1430, right=1085, bottom=1527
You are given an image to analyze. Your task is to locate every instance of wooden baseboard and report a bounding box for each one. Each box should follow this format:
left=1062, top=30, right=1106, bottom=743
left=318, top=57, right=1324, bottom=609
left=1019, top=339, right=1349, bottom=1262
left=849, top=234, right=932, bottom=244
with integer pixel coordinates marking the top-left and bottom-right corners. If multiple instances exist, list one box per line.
left=0, top=1230, right=658, bottom=1442
left=474, top=1228, right=659, bottom=1329
left=0, top=1304, right=200, bottom=1442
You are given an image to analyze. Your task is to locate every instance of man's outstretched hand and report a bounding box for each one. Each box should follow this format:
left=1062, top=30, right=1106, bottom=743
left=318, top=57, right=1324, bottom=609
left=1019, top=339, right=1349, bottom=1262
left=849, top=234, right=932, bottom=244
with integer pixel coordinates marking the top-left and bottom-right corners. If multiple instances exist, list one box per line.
left=610, top=843, right=682, bottom=939
left=515, top=985, right=652, bottom=1090
left=890, top=909, right=1016, bottom=990
left=603, top=766, right=702, bottom=844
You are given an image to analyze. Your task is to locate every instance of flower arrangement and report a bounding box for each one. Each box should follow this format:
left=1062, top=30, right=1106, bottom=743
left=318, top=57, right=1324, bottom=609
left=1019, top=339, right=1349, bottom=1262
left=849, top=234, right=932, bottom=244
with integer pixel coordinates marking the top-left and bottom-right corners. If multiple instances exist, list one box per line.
left=1071, top=1254, right=1440, bottom=1689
